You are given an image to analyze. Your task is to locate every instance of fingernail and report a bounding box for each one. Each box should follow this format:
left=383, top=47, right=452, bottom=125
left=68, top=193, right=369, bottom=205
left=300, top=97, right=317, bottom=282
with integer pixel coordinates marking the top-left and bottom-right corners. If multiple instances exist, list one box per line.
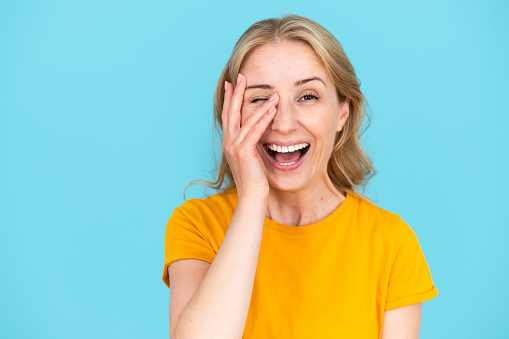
left=268, top=105, right=275, bottom=114
left=224, top=81, right=228, bottom=92
left=269, top=92, right=278, bottom=102
left=237, top=73, right=242, bottom=85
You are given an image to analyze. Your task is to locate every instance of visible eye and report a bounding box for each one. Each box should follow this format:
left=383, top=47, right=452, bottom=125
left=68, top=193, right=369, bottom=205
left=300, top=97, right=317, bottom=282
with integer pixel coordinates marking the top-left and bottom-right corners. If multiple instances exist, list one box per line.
left=299, top=93, right=319, bottom=102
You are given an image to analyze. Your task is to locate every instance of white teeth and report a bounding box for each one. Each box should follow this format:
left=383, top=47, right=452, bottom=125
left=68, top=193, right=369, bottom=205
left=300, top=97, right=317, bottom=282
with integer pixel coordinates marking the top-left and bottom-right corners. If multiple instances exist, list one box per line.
left=267, top=143, right=309, bottom=153
left=276, top=160, right=296, bottom=166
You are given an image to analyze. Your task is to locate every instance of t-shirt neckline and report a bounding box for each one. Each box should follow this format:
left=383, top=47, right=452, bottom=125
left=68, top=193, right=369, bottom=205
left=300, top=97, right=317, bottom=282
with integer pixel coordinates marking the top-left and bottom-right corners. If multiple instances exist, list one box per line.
left=263, top=192, right=355, bottom=235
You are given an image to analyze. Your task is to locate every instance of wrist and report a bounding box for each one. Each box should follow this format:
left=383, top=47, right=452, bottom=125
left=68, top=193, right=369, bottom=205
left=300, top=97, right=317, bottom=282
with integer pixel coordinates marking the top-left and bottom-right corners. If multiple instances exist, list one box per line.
left=237, top=193, right=268, bottom=209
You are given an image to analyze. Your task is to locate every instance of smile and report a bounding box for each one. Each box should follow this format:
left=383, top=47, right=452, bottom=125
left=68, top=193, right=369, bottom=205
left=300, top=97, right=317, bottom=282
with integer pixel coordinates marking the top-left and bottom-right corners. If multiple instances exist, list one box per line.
left=263, top=142, right=310, bottom=170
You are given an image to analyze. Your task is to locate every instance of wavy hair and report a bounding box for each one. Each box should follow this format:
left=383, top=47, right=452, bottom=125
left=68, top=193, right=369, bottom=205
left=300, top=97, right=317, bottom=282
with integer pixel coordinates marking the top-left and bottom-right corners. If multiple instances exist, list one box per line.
left=185, top=14, right=376, bottom=201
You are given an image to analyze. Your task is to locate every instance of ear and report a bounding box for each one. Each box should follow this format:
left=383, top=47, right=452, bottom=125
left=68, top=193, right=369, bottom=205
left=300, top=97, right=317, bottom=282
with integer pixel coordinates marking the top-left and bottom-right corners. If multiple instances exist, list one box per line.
left=336, top=99, right=350, bottom=132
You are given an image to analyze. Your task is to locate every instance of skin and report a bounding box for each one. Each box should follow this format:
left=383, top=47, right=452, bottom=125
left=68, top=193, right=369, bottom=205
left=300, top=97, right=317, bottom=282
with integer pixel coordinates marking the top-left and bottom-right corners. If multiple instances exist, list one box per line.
left=382, top=303, right=422, bottom=338
left=232, top=40, right=350, bottom=226
left=168, top=39, right=422, bottom=339
left=221, top=39, right=422, bottom=337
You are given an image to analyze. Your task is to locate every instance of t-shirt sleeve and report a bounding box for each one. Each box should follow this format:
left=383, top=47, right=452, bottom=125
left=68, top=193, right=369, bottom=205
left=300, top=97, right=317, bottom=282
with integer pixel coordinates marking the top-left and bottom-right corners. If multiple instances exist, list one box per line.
left=162, top=204, right=217, bottom=289
left=385, top=217, right=439, bottom=311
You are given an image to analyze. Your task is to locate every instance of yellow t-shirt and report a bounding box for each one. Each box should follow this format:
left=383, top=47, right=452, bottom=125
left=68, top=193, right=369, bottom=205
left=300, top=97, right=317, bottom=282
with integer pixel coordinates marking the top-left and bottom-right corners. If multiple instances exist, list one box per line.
left=162, top=190, right=438, bottom=338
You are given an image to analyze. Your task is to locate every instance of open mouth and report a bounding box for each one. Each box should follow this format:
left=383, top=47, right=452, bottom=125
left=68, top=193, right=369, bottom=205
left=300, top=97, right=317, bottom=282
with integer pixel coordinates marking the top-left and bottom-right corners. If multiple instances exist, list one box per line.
left=263, top=143, right=310, bottom=166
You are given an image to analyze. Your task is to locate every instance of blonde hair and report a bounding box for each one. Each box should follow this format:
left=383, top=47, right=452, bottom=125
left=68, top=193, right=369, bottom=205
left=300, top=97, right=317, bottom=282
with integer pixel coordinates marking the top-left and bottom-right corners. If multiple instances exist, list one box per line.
left=185, top=14, right=376, bottom=201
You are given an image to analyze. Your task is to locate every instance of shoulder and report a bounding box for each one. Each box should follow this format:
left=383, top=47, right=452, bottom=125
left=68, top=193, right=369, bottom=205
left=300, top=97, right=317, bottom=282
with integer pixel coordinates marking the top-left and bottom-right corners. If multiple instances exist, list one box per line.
left=350, top=193, right=415, bottom=241
left=352, top=193, right=404, bottom=225
left=173, top=190, right=238, bottom=225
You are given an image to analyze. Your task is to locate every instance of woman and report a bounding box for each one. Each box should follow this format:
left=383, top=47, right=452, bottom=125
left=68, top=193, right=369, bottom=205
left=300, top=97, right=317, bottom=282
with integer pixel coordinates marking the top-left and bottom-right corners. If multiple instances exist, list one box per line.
left=162, top=14, right=438, bottom=339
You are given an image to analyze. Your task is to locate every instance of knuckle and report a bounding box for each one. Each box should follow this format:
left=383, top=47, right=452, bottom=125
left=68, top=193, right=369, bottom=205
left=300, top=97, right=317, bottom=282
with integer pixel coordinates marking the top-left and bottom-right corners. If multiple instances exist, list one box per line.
left=236, top=149, right=247, bottom=160
left=224, top=148, right=233, bottom=158
left=229, top=146, right=237, bottom=154
left=222, top=140, right=231, bottom=152
left=231, top=148, right=241, bottom=158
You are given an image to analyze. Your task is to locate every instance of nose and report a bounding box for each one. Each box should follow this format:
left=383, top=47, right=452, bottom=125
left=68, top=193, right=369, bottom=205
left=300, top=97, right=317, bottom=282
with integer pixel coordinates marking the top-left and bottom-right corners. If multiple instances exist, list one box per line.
left=270, top=99, right=299, bottom=134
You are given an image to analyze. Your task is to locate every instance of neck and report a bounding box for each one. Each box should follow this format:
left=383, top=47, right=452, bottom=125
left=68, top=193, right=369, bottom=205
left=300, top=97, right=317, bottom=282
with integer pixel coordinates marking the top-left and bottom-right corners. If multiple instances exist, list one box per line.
left=266, top=174, right=346, bottom=227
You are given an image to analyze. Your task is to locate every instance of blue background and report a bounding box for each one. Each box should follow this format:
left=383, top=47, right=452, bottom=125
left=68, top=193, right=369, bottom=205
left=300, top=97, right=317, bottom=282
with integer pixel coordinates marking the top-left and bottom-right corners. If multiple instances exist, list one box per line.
left=1, top=0, right=508, bottom=337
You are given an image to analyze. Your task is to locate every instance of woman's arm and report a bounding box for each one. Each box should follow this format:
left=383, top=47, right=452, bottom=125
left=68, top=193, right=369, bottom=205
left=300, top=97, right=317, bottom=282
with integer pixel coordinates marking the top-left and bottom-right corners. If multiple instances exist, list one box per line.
left=173, top=75, right=279, bottom=339
left=173, top=196, right=267, bottom=339
left=381, top=303, right=422, bottom=339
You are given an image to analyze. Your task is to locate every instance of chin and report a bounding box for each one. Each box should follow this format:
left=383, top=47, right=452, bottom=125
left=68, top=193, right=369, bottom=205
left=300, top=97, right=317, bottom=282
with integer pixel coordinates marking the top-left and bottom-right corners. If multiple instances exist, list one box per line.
left=267, top=175, right=309, bottom=193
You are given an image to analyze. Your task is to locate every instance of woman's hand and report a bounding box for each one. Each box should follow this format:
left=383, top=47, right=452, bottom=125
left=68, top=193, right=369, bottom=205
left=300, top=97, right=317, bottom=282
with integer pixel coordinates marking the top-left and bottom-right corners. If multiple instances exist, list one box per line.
left=222, top=73, right=279, bottom=199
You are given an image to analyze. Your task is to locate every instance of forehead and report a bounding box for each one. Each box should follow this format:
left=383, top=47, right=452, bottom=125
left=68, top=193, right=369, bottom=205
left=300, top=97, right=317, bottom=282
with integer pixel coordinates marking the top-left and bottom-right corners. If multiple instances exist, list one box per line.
left=240, top=41, right=327, bottom=85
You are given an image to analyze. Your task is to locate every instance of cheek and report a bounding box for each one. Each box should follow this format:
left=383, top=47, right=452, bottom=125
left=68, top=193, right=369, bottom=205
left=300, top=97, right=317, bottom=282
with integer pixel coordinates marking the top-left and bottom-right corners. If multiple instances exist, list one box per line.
left=320, top=105, right=340, bottom=136
left=306, top=109, right=339, bottom=137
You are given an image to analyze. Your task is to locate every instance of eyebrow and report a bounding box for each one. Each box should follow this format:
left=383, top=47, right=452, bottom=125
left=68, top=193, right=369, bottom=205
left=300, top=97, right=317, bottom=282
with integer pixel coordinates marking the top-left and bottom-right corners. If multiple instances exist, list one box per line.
left=245, top=76, right=326, bottom=90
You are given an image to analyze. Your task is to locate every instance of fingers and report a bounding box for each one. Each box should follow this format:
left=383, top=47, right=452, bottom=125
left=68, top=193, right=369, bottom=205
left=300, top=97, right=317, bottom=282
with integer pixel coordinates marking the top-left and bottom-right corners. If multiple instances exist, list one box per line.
left=221, top=81, right=233, bottom=136
left=227, top=73, right=246, bottom=136
left=222, top=73, right=279, bottom=149
left=242, top=105, right=278, bottom=147
left=235, top=92, right=279, bottom=143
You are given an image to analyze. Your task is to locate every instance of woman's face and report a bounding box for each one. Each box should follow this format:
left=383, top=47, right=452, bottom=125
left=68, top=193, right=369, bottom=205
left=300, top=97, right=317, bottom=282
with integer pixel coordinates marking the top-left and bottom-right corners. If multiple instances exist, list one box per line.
left=239, top=40, right=349, bottom=193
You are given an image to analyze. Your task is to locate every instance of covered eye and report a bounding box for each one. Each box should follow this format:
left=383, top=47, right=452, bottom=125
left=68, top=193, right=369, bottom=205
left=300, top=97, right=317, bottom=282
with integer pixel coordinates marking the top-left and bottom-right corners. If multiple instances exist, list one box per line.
left=251, top=98, right=268, bottom=103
